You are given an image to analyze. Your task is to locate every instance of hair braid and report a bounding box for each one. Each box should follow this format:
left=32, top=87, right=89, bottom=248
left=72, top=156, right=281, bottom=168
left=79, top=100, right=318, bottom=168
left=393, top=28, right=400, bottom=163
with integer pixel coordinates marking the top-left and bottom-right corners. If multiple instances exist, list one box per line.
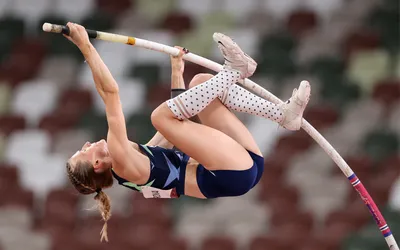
left=66, top=161, right=113, bottom=242
left=66, top=162, right=94, bottom=194
left=94, top=190, right=111, bottom=242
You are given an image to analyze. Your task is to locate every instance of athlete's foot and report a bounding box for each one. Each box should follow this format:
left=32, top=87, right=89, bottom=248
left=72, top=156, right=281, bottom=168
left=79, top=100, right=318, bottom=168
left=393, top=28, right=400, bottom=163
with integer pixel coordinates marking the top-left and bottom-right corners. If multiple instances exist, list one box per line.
left=213, top=32, right=257, bottom=79
left=279, top=80, right=311, bottom=131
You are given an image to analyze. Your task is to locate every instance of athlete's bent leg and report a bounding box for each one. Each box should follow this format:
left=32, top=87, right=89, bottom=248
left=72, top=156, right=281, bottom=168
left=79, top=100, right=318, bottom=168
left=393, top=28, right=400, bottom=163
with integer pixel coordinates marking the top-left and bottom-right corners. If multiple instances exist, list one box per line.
left=151, top=104, right=253, bottom=171
left=188, top=73, right=262, bottom=156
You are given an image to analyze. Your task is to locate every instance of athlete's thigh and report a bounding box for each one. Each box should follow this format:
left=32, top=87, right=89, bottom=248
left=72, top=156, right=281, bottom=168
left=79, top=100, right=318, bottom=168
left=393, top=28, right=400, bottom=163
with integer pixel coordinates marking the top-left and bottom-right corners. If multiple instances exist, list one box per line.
left=190, top=74, right=262, bottom=156
left=152, top=103, right=253, bottom=171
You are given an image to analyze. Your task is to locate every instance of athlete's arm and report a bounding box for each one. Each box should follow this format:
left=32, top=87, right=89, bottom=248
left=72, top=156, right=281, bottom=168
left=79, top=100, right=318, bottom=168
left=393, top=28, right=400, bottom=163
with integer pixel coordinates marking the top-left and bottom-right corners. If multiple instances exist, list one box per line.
left=171, top=46, right=186, bottom=89
left=145, top=47, right=187, bottom=148
left=65, top=23, right=149, bottom=179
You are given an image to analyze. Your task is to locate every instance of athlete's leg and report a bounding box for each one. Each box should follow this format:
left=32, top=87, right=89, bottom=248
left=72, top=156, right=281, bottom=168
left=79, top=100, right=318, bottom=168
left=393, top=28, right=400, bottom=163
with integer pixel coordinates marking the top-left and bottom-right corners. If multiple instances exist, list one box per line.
left=188, top=73, right=262, bottom=156
left=152, top=105, right=253, bottom=171
left=152, top=33, right=257, bottom=171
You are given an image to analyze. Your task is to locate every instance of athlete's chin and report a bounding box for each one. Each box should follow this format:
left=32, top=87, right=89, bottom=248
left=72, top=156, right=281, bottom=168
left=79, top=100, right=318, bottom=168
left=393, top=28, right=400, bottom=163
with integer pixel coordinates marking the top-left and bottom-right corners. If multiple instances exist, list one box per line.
left=98, top=139, right=109, bottom=155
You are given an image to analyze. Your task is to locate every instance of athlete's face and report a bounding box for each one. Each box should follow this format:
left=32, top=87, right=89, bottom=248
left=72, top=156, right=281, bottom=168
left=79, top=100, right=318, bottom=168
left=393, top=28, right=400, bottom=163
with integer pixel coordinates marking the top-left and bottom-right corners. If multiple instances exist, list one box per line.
left=69, top=139, right=110, bottom=171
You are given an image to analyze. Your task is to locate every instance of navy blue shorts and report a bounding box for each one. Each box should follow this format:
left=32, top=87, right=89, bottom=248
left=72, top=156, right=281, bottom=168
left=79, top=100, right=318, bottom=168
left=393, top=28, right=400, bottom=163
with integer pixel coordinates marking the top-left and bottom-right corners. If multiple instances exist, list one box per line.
left=112, top=145, right=264, bottom=199
left=195, top=150, right=264, bottom=198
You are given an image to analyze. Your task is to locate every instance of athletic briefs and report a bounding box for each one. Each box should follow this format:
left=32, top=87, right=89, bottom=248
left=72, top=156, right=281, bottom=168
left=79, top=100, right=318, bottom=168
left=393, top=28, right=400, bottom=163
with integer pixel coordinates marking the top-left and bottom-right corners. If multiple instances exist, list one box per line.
left=112, top=144, right=264, bottom=198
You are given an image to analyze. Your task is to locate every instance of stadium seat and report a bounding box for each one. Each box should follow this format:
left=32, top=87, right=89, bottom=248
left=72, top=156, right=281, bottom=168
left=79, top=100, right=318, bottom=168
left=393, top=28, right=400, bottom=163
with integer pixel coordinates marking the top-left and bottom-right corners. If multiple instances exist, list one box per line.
left=295, top=30, right=339, bottom=65
left=0, top=228, right=51, bottom=250
left=372, top=79, right=400, bottom=108
left=265, top=224, right=311, bottom=250
left=303, top=233, right=342, bottom=250
left=128, top=63, right=162, bottom=86
left=221, top=0, right=260, bottom=20
left=53, top=0, right=94, bottom=21
left=5, top=129, right=51, bottom=164
left=146, top=82, right=170, bottom=110
left=39, top=112, right=80, bottom=135
left=11, top=79, right=60, bottom=126
left=274, top=131, right=313, bottom=157
left=250, top=235, right=282, bottom=250
left=299, top=177, right=349, bottom=221
left=303, top=0, right=344, bottom=18
left=347, top=49, right=391, bottom=94
left=96, top=0, right=132, bottom=16
left=0, top=114, right=26, bottom=136
left=8, top=0, right=51, bottom=31
left=152, top=238, right=188, bottom=250
left=40, top=189, right=78, bottom=232
left=136, top=0, right=175, bottom=24
left=322, top=79, right=361, bottom=109
left=38, top=56, right=79, bottom=88
left=199, top=11, right=235, bottom=34
left=304, top=105, right=340, bottom=131
left=52, top=129, right=93, bottom=157
left=0, top=187, right=34, bottom=209
left=81, top=12, right=114, bottom=32
left=261, top=185, right=299, bottom=212
left=160, top=12, right=193, bottom=35
left=286, top=10, right=318, bottom=38
left=0, top=39, right=47, bottom=88
left=210, top=198, right=268, bottom=246
left=257, top=32, right=297, bottom=80
left=0, top=207, right=31, bottom=230
left=342, top=30, right=381, bottom=59
left=368, top=7, right=400, bottom=53
left=241, top=10, right=278, bottom=36
left=19, top=154, right=66, bottom=198
left=0, top=83, right=10, bottom=115
left=200, top=236, right=236, bottom=250
left=339, top=99, right=384, bottom=146
left=342, top=233, right=386, bottom=250
left=0, top=16, right=25, bottom=61
left=389, top=102, right=400, bottom=137
left=122, top=222, right=173, bottom=249
left=126, top=112, right=155, bottom=144
left=57, top=88, right=93, bottom=117
left=308, top=56, right=344, bottom=85
left=176, top=0, right=213, bottom=24
left=0, top=0, right=11, bottom=17
left=78, top=111, right=107, bottom=141
left=0, top=163, right=19, bottom=188
left=262, top=0, right=302, bottom=20
left=362, top=129, right=399, bottom=162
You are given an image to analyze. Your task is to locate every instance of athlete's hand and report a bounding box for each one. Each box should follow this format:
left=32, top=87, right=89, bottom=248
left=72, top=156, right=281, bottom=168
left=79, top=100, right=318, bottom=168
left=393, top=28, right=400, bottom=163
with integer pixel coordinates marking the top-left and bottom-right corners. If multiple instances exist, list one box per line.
left=63, top=22, right=91, bottom=51
left=170, top=46, right=188, bottom=74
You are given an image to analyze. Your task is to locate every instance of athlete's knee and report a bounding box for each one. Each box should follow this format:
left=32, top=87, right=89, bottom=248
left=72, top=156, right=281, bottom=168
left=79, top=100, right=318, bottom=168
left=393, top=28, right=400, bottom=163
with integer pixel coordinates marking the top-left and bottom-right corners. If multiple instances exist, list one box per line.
left=189, top=73, right=213, bottom=89
left=151, top=103, right=171, bottom=128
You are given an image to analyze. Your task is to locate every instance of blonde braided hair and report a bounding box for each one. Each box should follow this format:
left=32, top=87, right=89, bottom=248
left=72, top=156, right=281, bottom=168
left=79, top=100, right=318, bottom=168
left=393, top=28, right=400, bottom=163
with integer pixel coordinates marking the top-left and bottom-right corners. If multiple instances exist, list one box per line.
left=66, top=161, right=113, bottom=242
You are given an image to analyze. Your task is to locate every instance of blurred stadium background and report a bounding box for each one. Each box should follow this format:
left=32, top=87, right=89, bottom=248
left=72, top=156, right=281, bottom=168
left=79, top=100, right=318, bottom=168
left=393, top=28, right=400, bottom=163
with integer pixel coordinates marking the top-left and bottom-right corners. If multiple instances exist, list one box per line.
left=0, top=0, right=399, bottom=249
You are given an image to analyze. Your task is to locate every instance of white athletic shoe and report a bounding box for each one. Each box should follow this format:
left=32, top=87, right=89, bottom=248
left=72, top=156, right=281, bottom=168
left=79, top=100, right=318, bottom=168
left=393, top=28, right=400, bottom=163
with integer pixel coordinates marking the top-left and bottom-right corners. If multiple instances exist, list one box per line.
left=279, top=80, right=311, bottom=131
left=213, top=32, right=257, bottom=79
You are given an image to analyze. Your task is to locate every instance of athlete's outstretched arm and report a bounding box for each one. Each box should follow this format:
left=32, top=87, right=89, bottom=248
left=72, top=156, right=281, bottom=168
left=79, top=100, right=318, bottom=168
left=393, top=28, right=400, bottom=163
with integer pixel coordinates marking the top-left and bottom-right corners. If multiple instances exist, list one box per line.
left=64, top=23, right=149, bottom=180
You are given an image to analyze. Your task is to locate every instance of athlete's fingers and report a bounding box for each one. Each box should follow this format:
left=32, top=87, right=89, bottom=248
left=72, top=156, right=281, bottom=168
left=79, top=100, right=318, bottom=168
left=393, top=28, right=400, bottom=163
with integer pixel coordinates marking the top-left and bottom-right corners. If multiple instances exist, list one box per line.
left=173, top=46, right=188, bottom=57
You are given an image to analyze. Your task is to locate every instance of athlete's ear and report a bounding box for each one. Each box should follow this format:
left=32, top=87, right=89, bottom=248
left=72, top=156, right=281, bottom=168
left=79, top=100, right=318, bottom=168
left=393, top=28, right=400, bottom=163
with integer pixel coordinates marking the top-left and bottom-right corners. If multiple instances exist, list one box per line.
left=93, top=159, right=105, bottom=173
